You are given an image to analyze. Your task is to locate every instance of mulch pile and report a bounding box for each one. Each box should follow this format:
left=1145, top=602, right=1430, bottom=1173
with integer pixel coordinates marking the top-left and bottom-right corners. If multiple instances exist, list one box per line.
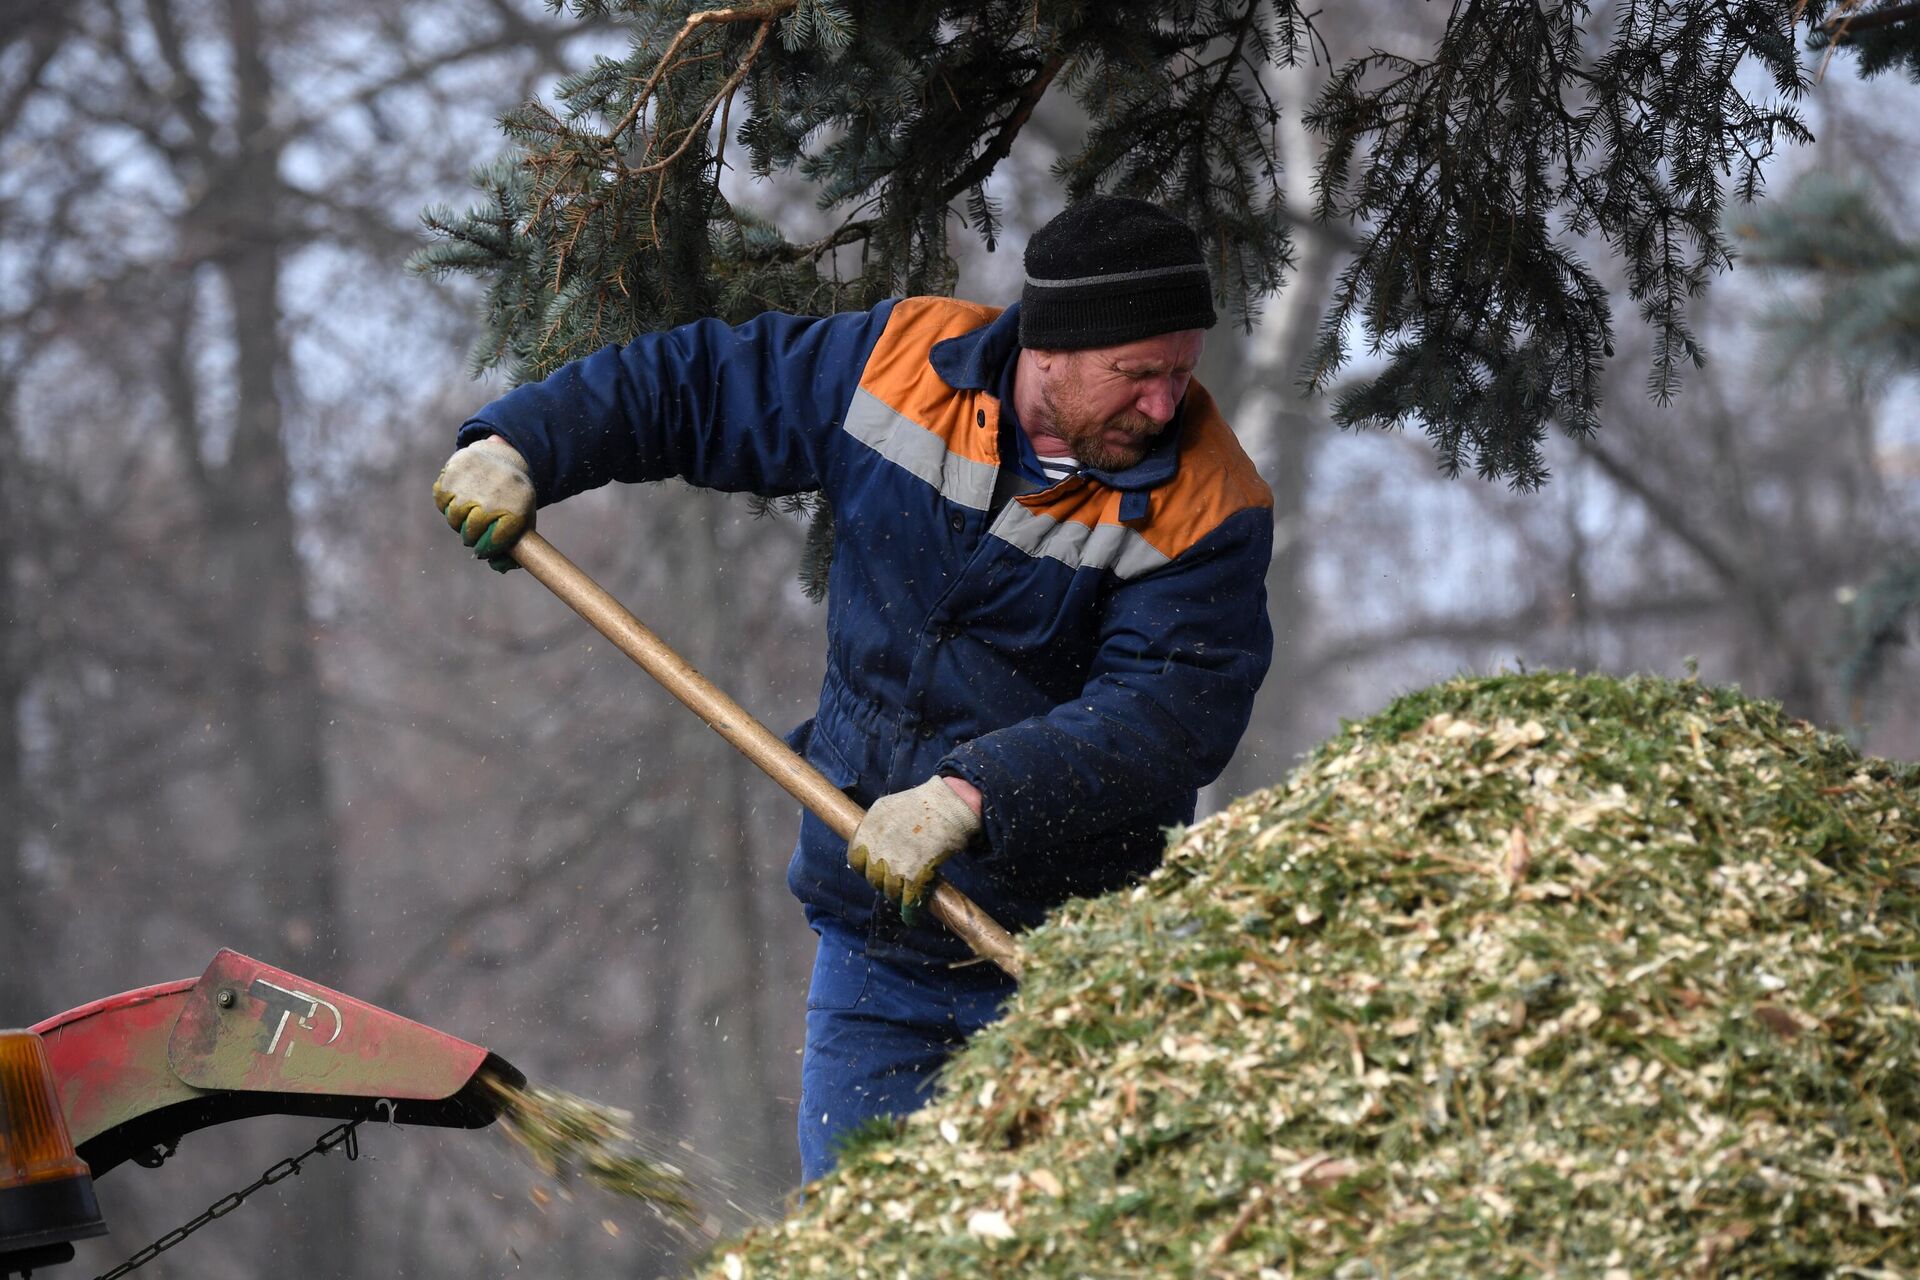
left=703, top=672, right=1919, bottom=1277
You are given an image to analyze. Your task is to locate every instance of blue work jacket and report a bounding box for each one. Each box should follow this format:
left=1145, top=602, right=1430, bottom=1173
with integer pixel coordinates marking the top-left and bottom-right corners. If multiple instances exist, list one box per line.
left=460, top=297, right=1274, bottom=963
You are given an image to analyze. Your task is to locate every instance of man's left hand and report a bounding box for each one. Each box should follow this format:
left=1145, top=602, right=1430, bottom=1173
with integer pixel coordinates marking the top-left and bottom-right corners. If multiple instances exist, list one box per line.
left=848, top=776, right=982, bottom=909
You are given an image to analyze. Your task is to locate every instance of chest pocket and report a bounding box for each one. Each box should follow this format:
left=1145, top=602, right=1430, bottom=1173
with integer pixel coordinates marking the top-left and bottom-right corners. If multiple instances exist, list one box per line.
left=786, top=715, right=872, bottom=806
left=939, top=540, right=1111, bottom=716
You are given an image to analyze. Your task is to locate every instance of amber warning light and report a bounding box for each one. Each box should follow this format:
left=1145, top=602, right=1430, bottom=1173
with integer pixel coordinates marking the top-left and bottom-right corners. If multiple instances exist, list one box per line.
left=0, top=1030, right=108, bottom=1268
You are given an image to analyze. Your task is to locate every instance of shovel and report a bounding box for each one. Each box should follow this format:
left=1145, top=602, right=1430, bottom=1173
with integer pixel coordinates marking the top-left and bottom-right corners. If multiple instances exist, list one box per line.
left=509, top=530, right=1022, bottom=979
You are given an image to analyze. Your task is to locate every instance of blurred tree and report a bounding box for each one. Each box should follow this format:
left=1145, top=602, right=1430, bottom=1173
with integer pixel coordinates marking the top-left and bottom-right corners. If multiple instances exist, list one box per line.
left=1289, top=134, right=1920, bottom=752
left=417, top=0, right=1920, bottom=491
left=1738, top=171, right=1920, bottom=726
left=0, top=373, right=31, bottom=1026
left=8, top=0, right=817, bottom=1265
left=0, top=3, right=78, bottom=1026
left=1835, top=560, right=1920, bottom=723
left=0, top=0, right=593, bottom=1273
left=1738, top=172, right=1920, bottom=375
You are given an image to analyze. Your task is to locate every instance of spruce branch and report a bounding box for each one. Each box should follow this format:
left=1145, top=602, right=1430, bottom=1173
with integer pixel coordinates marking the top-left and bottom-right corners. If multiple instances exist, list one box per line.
left=1304, top=0, right=1820, bottom=486
left=1811, top=0, right=1920, bottom=78
left=418, top=0, right=1920, bottom=490
left=1824, top=0, right=1920, bottom=40
left=629, top=14, right=779, bottom=233
left=940, top=52, right=1066, bottom=208
left=600, top=2, right=796, bottom=159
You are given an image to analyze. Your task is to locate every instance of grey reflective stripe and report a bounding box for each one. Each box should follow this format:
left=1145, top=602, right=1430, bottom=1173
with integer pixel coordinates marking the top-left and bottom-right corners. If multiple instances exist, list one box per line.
left=990, top=501, right=1171, bottom=580
left=1023, top=262, right=1211, bottom=289
left=842, top=387, right=998, bottom=511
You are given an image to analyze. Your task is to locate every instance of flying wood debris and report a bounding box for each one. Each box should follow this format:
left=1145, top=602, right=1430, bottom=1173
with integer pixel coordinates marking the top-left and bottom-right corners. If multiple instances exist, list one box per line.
left=481, top=1073, right=706, bottom=1233
left=702, top=672, right=1920, bottom=1278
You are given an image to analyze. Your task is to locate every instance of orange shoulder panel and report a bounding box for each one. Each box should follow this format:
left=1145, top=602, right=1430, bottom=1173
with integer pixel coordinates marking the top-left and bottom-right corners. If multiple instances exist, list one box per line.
left=1021, top=381, right=1272, bottom=562
left=1137, top=381, right=1273, bottom=559
left=858, top=297, right=1003, bottom=466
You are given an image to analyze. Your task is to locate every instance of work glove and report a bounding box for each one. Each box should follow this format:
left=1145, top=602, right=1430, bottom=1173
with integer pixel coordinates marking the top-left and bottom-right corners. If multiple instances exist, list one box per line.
left=848, top=776, right=982, bottom=915
left=432, top=436, right=534, bottom=573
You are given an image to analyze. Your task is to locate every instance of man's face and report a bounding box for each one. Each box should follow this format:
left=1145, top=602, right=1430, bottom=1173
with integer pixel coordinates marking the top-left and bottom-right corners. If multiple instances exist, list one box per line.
left=1034, top=329, right=1206, bottom=471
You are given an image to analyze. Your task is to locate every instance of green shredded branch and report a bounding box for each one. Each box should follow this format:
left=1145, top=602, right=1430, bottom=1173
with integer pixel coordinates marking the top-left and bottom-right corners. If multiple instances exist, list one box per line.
left=483, top=1072, right=707, bottom=1232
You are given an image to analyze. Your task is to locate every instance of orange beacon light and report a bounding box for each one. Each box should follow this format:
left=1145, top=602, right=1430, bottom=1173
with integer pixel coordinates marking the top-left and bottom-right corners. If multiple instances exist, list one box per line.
left=0, top=1031, right=107, bottom=1267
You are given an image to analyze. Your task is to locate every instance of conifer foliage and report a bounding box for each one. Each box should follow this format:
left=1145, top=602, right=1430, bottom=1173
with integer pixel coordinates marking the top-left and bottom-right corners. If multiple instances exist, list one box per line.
left=414, top=0, right=1920, bottom=488
left=1308, top=2, right=1820, bottom=485
left=413, top=0, right=1310, bottom=383
left=1813, top=0, right=1920, bottom=80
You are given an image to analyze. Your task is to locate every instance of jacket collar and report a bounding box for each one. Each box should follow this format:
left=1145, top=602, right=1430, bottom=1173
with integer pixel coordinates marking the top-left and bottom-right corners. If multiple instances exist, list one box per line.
left=929, top=301, right=1019, bottom=391
left=928, top=301, right=1182, bottom=493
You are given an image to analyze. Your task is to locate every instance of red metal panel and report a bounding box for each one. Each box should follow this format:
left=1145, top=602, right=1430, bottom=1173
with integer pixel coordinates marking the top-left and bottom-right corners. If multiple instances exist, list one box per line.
left=165, top=950, right=488, bottom=1100
left=30, top=980, right=198, bottom=1151
left=29, top=951, right=497, bottom=1159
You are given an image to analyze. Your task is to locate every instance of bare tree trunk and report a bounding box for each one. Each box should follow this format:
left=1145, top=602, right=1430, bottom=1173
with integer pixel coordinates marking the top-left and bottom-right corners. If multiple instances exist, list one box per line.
left=212, top=0, right=341, bottom=970
left=0, top=13, right=70, bottom=1031
left=0, top=386, right=38, bottom=1026
left=1205, top=60, right=1347, bottom=806
left=1212, top=236, right=1340, bottom=803
left=209, top=0, right=352, bottom=1269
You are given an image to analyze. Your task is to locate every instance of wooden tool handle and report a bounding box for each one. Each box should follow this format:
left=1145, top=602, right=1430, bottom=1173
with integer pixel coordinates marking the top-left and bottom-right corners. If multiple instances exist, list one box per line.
left=510, top=530, right=1023, bottom=980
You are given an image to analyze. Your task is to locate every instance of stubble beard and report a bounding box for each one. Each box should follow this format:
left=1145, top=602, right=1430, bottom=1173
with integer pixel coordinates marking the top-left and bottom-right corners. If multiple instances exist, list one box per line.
left=1039, top=378, right=1161, bottom=472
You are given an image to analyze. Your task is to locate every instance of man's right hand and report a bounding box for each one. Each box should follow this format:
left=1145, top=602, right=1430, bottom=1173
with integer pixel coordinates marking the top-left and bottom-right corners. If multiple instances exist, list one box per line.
left=433, top=436, right=534, bottom=572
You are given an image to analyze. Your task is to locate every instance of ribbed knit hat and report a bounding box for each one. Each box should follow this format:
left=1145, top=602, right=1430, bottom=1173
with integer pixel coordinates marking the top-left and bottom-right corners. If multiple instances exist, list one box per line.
left=1019, top=195, right=1217, bottom=350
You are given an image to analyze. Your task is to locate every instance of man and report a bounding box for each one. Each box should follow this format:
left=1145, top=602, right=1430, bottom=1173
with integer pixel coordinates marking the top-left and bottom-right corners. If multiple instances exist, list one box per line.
left=433, top=196, right=1274, bottom=1181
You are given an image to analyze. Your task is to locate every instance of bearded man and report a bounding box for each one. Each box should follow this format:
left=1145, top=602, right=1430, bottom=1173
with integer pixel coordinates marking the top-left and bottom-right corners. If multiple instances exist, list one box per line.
left=432, top=195, right=1274, bottom=1181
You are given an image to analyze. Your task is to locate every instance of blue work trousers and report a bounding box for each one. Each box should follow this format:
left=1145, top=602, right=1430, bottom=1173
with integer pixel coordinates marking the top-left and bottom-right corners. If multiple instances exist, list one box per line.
left=797, top=922, right=1014, bottom=1182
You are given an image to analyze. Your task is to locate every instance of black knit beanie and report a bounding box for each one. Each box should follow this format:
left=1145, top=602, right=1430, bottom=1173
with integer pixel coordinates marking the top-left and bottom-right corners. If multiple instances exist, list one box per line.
left=1019, top=195, right=1217, bottom=350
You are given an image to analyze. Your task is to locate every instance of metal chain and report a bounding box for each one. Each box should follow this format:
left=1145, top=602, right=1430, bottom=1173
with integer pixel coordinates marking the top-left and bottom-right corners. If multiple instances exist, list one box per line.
left=93, top=1117, right=366, bottom=1280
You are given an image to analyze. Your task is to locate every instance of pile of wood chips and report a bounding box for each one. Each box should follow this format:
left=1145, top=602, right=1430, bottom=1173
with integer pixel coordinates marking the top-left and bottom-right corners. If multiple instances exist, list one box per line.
left=701, top=672, right=1920, bottom=1278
